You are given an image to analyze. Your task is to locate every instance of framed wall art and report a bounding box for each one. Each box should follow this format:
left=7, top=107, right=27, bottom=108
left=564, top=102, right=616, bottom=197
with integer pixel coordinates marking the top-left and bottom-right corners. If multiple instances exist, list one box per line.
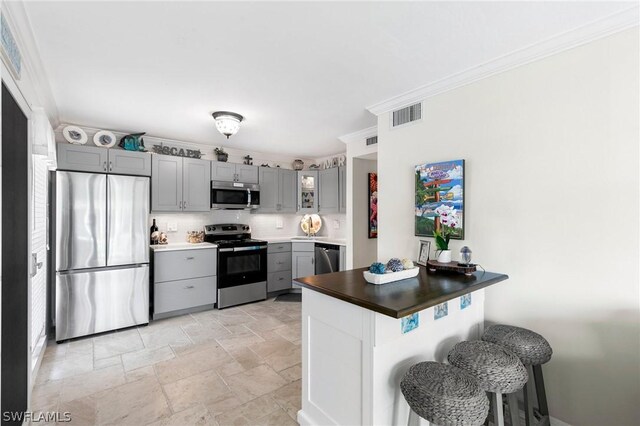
left=368, top=172, right=378, bottom=239
left=415, top=159, right=464, bottom=239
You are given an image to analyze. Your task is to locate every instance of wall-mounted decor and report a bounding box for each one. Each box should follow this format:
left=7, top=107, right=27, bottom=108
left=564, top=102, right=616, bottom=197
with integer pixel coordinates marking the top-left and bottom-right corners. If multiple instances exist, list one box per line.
left=62, top=126, right=88, bottom=145
left=119, top=132, right=147, bottom=152
left=368, top=172, right=378, bottom=239
left=243, top=155, right=253, bottom=165
left=415, top=159, right=464, bottom=239
left=93, top=130, right=116, bottom=148
left=214, top=147, right=228, bottom=162
left=0, top=14, right=21, bottom=80
left=292, top=159, right=304, bottom=170
left=322, top=154, right=346, bottom=169
left=152, top=142, right=201, bottom=158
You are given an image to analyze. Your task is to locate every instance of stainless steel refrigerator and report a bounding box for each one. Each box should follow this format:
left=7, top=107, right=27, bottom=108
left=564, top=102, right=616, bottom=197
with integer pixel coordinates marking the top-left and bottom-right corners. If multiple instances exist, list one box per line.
left=55, top=171, right=150, bottom=341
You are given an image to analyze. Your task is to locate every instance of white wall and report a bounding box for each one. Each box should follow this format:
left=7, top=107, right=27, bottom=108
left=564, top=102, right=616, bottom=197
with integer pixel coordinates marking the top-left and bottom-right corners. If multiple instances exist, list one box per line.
left=352, top=157, right=377, bottom=268
left=376, top=28, right=639, bottom=426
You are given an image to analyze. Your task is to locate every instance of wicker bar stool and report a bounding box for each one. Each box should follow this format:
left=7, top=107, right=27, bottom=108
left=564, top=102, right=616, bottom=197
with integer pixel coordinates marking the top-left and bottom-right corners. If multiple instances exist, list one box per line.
left=448, top=341, right=528, bottom=426
left=400, top=361, right=489, bottom=426
left=482, top=325, right=553, bottom=426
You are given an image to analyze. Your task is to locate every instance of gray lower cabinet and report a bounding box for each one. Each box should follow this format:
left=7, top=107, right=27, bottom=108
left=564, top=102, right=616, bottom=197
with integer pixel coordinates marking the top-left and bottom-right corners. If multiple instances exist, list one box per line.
left=152, top=155, right=210, bottom=212
left=267, top=242, right=292, bottom=292
left=318, top=167, right=339, bottom=213
left=258, top=167, right=296, bottom=213
left=212, top=162, right=258, bottom=184
left=292, top=242, right=315, bottom=289
left=57, top=144, right=151, bottom=176
left=338, top=166, right=347, bottom=213
left=153, top=248, right=217, bottom=319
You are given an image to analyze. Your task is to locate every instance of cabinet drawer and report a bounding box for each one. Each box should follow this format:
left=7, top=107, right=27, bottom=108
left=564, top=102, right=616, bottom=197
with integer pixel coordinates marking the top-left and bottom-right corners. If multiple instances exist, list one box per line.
left=267, top=270, right=292, bottom=292
left=154, top=248, right=217, bottom=282
left=292, top=242, right=315, bottom=252
left=154, top=276, right=216, bottom=314
left=268, top=242, right=291, bottom=254
left=268, top=252, right=291, bottom=272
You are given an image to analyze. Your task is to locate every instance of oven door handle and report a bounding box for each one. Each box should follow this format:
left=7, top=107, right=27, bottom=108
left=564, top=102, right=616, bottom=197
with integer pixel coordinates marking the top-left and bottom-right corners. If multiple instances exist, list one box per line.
left=233, top=246, right=267, bottom=252
left=247, top=188, right=251, bottom=208
left=219, top=248, right=234, bottom=252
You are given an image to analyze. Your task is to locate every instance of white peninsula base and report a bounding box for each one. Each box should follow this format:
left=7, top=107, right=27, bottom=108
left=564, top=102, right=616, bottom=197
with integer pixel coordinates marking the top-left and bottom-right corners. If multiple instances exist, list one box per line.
left=297, top=287, right=486, bottom=426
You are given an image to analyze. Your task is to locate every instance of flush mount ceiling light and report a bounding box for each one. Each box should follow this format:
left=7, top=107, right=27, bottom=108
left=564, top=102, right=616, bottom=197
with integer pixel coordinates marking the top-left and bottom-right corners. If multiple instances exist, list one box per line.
left=212, top=111, right=243, bottom=139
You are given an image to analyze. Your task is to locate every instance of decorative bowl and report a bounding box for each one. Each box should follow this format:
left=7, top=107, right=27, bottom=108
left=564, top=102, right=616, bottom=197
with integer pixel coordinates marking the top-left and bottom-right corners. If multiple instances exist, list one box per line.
left=363, top=267, right=419, bottom=285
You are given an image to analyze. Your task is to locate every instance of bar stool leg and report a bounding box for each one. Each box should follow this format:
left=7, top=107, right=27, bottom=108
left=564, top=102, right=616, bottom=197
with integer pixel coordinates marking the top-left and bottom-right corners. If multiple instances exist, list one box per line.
left=506, top=392, right=520, bottom=426
left=532, top=365, right=549, bottom=416
left=491, top=392, right=504, bottom=426
left=523, top=366, right=536, bottom=426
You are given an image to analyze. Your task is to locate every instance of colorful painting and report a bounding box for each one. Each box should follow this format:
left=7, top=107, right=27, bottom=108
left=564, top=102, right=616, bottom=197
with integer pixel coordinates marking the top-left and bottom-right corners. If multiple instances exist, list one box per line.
left=415, top=160, right=464, bottom=238
left=434, top=302, right=448, bottom=320
left=368, top=173, right=378, bottom=239
left=401, top=313, right=419, bottom=334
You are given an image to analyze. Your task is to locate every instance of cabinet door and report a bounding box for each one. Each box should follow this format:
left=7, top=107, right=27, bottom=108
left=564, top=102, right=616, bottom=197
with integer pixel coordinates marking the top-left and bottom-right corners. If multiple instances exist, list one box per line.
left=183, top=158, right=211, bottom=212
left=57, top=144, right=108, bottom=173
left=297, top=170, right=318, bottom=213
left=236, top=164, right=259, bottom=184
left=211, top=161, right=236, bottom=182
left=151, top=155, right=183, bottom=212
left=108, top=149, right=151, bottom=176
left=279, top=169, right=297, bottom=213
left=318, top=168, right=339, bottom=213
left=338, top=166, right=347, bottom=213
left=292, top=251, right=315, bottom=279
left=258, top=167, right=278, bottom=212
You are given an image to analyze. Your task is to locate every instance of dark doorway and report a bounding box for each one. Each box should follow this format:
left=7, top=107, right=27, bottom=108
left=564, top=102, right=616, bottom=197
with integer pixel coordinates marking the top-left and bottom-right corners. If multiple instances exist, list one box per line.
left=1, top=82, right=29, bottom=423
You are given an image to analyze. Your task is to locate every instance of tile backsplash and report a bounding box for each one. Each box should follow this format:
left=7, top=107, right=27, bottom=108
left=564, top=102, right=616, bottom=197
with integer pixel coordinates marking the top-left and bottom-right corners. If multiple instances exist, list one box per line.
left=149, top=211, right=346, bottom=243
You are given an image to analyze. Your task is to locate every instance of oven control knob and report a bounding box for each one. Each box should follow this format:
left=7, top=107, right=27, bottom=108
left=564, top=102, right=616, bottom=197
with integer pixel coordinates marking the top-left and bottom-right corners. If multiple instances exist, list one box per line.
left=243, top=226, right=249, bottom=231
left=212, top=227, right=216, bottom=231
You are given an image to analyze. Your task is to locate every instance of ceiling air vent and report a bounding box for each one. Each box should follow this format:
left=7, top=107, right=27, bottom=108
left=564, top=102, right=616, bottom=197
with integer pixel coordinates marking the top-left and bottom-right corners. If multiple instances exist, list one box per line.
left=366, top=136, right=378, bottom=146
left=392, top=102, right=422, bottom=127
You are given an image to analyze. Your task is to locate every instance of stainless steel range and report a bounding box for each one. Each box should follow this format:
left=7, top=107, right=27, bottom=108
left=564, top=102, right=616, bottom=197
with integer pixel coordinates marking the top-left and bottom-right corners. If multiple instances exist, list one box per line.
left=204, top=224, right=267, bottom=308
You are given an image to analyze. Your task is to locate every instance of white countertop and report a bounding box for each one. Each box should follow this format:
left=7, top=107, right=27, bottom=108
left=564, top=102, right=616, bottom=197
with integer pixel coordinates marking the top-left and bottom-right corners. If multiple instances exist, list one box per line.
left=258, top=236, right=347, bottom=246
left=149, top=242, right=218, bottom=252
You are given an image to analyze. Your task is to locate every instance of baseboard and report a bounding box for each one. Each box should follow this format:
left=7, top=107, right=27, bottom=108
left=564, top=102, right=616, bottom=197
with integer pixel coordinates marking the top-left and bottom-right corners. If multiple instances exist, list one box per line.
left=550, top=416, right=572, bottom=426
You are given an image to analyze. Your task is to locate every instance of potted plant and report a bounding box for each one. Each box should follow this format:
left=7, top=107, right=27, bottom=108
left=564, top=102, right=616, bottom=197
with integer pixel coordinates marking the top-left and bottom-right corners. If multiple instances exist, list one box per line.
left=433, top=205, right=460, bottom=263
left=214, top=147, right=228, bottom=162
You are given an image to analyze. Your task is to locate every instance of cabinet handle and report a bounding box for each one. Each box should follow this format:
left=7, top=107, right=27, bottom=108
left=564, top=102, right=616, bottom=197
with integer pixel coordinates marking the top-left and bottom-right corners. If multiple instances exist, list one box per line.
left=311, top=258, right=314, bottom=264
left=109, top=161, right=113, bottom=171
left=103, top=161, right=107, bottom=171
left=185, top=256, right=195, bottom=260
left=185, top=285, right=195, bottom=289
left=277, top=261, right=284, bottom=265
left=278, top=277, right=284, bottom=281
left=179, top=201, right=183, bottom=209
left=183, top=201, right=187, bottom=208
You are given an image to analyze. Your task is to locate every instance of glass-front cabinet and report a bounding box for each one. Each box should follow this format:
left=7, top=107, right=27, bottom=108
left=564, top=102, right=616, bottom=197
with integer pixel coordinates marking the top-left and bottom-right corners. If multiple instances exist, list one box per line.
left=297, top=170, right=318, bottom=213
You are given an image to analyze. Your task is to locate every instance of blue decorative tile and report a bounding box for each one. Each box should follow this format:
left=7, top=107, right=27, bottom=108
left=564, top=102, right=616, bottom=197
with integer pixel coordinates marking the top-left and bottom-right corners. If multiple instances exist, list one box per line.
left=460, top=294, right=472, bottom=310
left=434, top=302, right=448, bottom=320
left=401, top=313, right=419, bottom=334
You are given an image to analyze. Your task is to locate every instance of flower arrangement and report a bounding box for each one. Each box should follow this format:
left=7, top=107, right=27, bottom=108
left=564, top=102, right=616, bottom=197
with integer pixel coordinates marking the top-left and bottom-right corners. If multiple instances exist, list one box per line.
left=433, top=205, right=460, bottom=251
left=214, top=147, right=228, bottom=162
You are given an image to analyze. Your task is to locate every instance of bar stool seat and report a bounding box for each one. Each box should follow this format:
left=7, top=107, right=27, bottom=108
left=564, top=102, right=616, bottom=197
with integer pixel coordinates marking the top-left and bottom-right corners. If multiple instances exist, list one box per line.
left=400, top=361, right=489, bottom=426
left=482, top=325, right=552, bottom=366
left=448, top=341, right=528, bottom=426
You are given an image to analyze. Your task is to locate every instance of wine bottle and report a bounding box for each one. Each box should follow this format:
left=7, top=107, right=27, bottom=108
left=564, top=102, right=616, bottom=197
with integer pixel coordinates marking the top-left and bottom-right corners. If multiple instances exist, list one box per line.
left=150, top=219, right=158, bottom=244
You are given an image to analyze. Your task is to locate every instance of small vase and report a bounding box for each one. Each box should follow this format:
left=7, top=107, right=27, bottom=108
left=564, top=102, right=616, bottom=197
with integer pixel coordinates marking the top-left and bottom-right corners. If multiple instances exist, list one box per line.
left=217, top=153, right=228, bottom=162
left=437, top=250, right=452, bottom=263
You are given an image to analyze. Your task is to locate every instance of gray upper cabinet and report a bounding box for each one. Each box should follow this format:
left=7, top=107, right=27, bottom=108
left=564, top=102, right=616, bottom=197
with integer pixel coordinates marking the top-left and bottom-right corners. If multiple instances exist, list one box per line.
left=258, top=167, right=296, bottom=214
left=152, top=155, right=210, bottom=212
left=297, top=170, right=319, bottom=213
left=258, top=167, right=278, bottom=212
left=212, top=162, right=258, bottom=184
left=338, top=166, right=347, bottom=213
left=108, top=150, right=151, bottom=176
left=236, top=165, right=259, bottom=184
left=318, top=167, right=339, bottom=213
left=183, top=158, right=211, bottom=212
left=57, top=144, right=109, bottom=173
left=57, top=144, right=151, bottom=176
left=279, top=169, right=297, bottom=213
left=152, top=155, right=183, bottom=212
left=211, top=161, right=236, bottom=182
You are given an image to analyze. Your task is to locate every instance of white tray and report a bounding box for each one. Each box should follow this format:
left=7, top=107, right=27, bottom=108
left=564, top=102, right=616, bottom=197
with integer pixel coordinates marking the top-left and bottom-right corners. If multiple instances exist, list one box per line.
left=363, top=267, right=419, bottom=285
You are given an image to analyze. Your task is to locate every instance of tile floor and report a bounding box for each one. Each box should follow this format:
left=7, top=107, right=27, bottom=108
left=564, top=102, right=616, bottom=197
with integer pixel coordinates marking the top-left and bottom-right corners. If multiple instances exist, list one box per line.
left=32, top=298, right=302, bottom=425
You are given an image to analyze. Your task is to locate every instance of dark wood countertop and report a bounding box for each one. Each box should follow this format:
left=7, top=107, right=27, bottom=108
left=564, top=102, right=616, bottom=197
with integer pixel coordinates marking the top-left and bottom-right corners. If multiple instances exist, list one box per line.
left=294, top=266, right=509, bottom=318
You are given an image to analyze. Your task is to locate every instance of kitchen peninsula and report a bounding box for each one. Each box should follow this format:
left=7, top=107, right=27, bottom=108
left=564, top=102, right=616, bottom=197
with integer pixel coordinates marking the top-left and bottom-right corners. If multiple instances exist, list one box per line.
left=294, top=266, right=508, bottom=426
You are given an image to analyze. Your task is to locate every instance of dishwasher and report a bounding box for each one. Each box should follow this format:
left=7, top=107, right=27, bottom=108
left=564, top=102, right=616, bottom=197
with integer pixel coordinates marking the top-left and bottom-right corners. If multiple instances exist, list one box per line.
left=315, top=243, right=340, bottom=275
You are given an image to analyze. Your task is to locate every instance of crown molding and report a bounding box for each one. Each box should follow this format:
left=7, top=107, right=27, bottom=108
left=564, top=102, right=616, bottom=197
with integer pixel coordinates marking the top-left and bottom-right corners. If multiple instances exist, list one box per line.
left=3, top=1, right=60, bottom=127
left=338, top=126, right=377, bottom=144
left=366, top=5, right=639, bottom=116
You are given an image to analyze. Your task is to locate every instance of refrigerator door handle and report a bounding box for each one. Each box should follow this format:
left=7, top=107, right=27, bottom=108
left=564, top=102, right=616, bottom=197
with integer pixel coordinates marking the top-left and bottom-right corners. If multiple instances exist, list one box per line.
left=58, top=264, right=149, bottom=275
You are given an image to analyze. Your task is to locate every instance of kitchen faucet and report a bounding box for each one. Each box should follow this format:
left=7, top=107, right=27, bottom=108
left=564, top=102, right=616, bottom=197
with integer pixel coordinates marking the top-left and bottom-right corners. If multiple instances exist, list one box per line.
left=307, top=216, right=313, bottom=237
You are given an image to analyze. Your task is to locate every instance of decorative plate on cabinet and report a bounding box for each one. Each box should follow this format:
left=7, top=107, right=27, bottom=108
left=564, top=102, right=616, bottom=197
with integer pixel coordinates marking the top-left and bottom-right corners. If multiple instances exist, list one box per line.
left=62, top=125, right=88, bottom=145
left=93, top=130, right=116, bottom=148
left=300, top=214, right=322, bottom=235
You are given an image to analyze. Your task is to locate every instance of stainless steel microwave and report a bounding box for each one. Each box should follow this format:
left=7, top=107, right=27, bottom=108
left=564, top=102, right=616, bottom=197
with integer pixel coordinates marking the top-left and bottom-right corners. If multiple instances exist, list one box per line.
left=211, top=181, right=260, bottom=209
